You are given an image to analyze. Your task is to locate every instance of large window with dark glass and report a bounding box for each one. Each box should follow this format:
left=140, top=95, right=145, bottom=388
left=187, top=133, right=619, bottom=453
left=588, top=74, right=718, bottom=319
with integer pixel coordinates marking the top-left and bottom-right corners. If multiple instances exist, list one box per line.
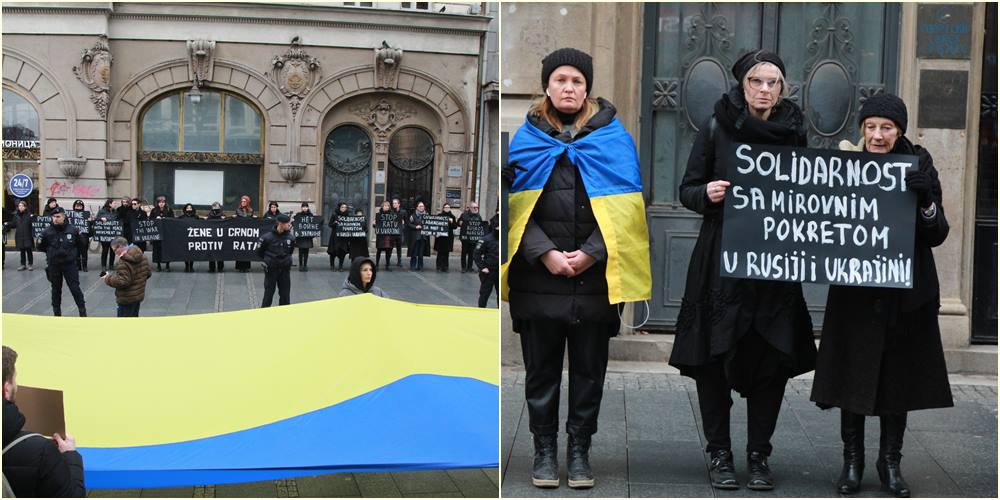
left=3, top=89, right=40, bottom=143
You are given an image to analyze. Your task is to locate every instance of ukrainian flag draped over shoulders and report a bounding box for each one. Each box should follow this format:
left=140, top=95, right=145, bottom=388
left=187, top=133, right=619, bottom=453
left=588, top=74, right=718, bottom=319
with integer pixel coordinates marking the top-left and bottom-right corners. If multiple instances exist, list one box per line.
left=502, top=117, right=651, bottom=304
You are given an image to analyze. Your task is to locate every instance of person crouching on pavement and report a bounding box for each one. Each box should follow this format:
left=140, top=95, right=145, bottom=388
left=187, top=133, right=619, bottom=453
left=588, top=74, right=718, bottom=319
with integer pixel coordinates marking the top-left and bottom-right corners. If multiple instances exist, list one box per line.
left=256, top=213, right=294, bottom=307
left=101, top=237, right=151, bottom=317
left=338, top=256, right=387, bottom=297
left=38, top=207, right=88, bottom=317
left=473, top=213, right=500, bottom=308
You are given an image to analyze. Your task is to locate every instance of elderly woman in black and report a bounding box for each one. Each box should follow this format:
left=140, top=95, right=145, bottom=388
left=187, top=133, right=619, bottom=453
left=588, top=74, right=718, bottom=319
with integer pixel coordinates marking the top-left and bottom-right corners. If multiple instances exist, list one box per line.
left=669, top=50, right=817, bottom=491
left=810, top=94, right=952, bottom=498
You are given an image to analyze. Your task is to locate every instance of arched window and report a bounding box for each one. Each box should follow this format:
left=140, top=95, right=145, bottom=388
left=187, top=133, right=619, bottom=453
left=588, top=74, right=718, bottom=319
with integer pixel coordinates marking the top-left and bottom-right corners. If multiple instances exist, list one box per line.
left=2, top=89, right=41, bottom=215
left=139, top=90, right=263, bottom=210
left=3, top=89, right=39, bottom=142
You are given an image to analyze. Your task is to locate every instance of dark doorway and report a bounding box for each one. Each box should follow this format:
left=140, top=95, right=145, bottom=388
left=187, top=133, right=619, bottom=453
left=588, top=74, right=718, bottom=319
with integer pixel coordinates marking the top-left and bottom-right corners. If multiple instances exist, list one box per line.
left=972, top=2, right=997, bottom=344
left=387, top=127, right=435, bottom=212
left=322, top=125, right=372, bottom=241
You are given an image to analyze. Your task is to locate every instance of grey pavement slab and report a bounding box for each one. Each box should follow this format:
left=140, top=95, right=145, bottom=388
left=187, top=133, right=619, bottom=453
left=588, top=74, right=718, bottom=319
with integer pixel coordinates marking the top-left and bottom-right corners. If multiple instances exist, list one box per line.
left=502, top=369, right=998, bottom=498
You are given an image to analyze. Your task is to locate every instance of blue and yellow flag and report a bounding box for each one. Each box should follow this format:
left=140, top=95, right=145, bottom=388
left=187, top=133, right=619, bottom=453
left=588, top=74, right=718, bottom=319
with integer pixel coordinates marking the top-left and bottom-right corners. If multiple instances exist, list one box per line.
left=2, top=295, right=498, bottom=489
left=502, top=118, right=651, bottom=304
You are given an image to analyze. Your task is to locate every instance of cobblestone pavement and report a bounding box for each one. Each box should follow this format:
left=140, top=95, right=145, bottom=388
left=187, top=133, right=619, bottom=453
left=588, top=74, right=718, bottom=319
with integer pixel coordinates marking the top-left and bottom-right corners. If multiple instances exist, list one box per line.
left=502, top=369, right=998, bottom=498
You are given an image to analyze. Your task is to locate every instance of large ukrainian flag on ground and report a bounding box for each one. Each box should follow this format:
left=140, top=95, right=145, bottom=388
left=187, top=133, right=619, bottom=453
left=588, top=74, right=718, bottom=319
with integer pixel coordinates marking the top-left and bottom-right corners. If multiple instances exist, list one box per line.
left=502, top=118, right=651, bottom=304
left=1, top=294, right=498, bottom=488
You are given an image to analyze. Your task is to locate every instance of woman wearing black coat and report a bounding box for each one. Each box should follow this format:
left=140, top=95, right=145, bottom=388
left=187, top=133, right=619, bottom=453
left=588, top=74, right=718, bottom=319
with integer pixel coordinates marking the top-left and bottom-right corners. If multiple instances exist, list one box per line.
left=326, top=202, right=351, bottom=270
left=348, top=209, right=370, bottom=259
left=42, top=197, right=59, bottom=216
left=149, top=196, right=175, bottom=272
left=293, top=202, right=315, bottom=272
left=810, top=94, right=952, bottom=498
left=406, top=201, right=429, bottom=271
left=96, top=199, right=117, bottom=271
left=6, top=199, right=35, bottom=271
left=668, top=51, right=816, bottom=491
left=116, top=197, right=148, bottom=252
left=433, top=203, right=458, bottom=272
left=69, top=200, right=91, bottom=272
left=206, top=202, right=226, bottom=272
left=179, top=203, right=199, bottom=272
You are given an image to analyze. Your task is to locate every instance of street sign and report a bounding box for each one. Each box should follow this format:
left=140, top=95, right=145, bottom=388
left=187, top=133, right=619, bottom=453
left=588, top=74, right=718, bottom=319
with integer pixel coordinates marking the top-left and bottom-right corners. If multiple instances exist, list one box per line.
left=8, top=173, right=33, bottom=198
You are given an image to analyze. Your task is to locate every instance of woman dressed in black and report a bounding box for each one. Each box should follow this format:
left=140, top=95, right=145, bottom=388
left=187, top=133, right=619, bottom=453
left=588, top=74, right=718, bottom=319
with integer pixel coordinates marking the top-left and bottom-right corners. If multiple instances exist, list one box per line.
left=810, top=94, right=952, bottom=498
left=668, top=50, right=816, bottom=491
left=149, top=196, right=174, bottom=272
left=327, top=202, right=351, bottom=270
left=179, top=203, right=199, bottom=272
left=433, top=203, right=458, bottom=272
left=293, top=202, right=315, bottom=272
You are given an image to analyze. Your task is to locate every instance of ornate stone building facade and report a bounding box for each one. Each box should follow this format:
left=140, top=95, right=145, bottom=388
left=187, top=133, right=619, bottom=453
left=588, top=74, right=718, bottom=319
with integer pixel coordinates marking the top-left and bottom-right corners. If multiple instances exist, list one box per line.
left=3, top=2, right=498, bottom=242
left=501, top=3, right=996, bottom=373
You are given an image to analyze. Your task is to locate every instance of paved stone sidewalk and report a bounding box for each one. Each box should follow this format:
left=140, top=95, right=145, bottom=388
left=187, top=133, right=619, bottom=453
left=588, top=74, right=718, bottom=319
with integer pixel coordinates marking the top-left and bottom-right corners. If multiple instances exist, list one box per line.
left=502, top=369, right=998, bottom=498
left=2, top=253, right=496, bottom=316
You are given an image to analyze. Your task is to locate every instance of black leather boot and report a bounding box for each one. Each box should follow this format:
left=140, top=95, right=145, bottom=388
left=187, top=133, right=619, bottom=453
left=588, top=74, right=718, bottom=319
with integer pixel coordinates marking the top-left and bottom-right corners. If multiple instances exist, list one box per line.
left=708, top=449, right=739, bottom=490
left=157, top=263, right=162, bottom=271
left=566, top=433, right=594, bottom=489
left=531, top=434, right=558, bottom=488
left=78, top=307, right=87, bottom=318
left=838, top=410, right=865, bottom=494
left=876, top=413, right=911, bottom=497
left=746, top=451, right=774, bottom=490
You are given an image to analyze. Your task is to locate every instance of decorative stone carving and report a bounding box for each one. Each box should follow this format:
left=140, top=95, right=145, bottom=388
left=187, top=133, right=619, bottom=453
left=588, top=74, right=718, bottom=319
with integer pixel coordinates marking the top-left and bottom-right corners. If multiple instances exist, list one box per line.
left=72, top=35, right=113, bottom=120
left=278, top=161, right=307, bottom=185
left=187, top=39, right=216, bottom=89
left=104, top=159, right=123, bottom=186
left=374, top=40, right=403, bottom=89
left=57, top=157, right=87, bottom=178
left=350, top=98, right=414, bottom=154
left=271, top=37, right=321, bottom=118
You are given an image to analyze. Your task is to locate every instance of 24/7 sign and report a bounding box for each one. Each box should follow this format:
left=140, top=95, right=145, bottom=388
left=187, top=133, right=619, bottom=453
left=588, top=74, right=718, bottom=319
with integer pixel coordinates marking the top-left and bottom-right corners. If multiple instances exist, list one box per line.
left=7, top=173, right=33, bottom=198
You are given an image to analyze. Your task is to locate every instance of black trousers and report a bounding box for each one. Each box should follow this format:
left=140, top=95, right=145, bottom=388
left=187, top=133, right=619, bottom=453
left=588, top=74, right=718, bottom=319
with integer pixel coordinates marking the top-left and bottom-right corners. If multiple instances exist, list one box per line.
left=460, top=240, right=476, bottom=270
left=694, top=333, right=789, bottom=456
left=478, top=270, right=497, bottom=307
left=209, top=261, right=225, bottom=272
left=261, top=266, right=291, bottom=307
left=152, top=241, right=168, bottom=264
left=375, top=248, right=392, bottom=268
left=436, top=250, right=450, bottom=271
left=518, top=319, right=616, bottom=436
left=117, top=302, right=141, bottom=317
left=19, top=249, right=33, bottom=266
left=77, top=237, right=89, bottom=270
left=47, top=262, right=86, bottom=315
left=101, top=243, right=115, bottom=268
left=298, top=247, right=309, bottom=267
left=393, top=236, right=403, bottom=265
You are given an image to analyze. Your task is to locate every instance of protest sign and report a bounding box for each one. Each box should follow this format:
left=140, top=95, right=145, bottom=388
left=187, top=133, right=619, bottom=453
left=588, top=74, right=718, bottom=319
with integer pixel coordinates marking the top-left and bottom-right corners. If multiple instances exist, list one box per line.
left=92, top=220, right=123, bottom=242
left=421, top=215, right=451, bottom=237
left=159, top=217, right=272, bottom=261
left=292, top=214, right=322, bottom=238
left=460, top=218, right=486, bottom=241
left=374, top=212, right=401, bottom=236
left=335, top=215, right=367, bottom=238
left=132, top=219, right=162, bottom=242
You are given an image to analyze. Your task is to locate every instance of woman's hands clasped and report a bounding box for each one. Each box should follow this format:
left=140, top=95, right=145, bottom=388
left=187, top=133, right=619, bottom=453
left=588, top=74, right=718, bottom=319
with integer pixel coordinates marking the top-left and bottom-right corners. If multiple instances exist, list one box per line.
left=541, top=249, right=596, bottom=277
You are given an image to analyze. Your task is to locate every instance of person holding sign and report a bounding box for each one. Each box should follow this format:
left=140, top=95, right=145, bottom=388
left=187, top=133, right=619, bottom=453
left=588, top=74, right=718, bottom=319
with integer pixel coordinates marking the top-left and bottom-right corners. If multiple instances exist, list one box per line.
left=255, top=213, right=295, bottom=307
left=809, top=94, right=952, bottom=498
left=407, top=201, right=429, bottom=271
left=117, top=197, right=148, bottom=252
left=234, top=195, right=255, bottom=273
left=391, top=198, right=406, bottom=268
left=433, top=203, right=458, bottom=272
left=70, top=200, right=91, bottom=273
left=374, top=201, right=395, bottom=271
left=95, top=199, right=118, bottom=271
left=458, top=202, right=483, bottom=272
left=348, top=209, right=370, bottom=259
left=669, top=50, right=817, bottom=491
left=5, top=199, right=35, bottom=271
left=505, top=48, right=651, bottom=490
left=42, top=197, right=60, bottom=216
left=38, top=208, right=88, bottom=317
left=293, top=202, right=315, bottom=272
left=179, top=203, right=199, bottom=272
left=263, top=201, right=281, bottom=221
left=327, top=202, right=351, bottom=270
left=206, top=202, right=226, bottom=273
left=149, top=196, right=174, bottom=272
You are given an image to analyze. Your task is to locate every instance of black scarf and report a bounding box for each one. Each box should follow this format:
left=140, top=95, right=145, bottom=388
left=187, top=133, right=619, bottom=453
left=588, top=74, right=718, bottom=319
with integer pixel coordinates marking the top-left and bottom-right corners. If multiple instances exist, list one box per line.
left=714, top=85, right=805, bottom=145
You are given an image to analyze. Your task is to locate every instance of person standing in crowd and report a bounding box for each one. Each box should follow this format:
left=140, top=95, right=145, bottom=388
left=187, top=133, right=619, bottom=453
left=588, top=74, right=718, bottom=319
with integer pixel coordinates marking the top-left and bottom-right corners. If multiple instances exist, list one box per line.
left=810, top=94, right=952, bottom=498
left=256, top=213, right=294, bottom=307
left=116, top=197, right=148, bottom=252
left=95, top=199, right=117, bottom=271
left=5, top=199, right=35, bottom=271
left=101, top=237, right=151, bottom=317
left=263, top=200, right=281, bottom=221
left=458, top=201, right=482, bottom=272
left=149, top=196, right=174, bottom=272
left=669, top=50, right=816, bottom=491
left=407, top=201, right=429, bottom=271
left=70, top=200, right=90, bottom=273
left=3, top=346, right=86, bottom=497
left=293, top=202, right=315, bottom=272
left=179, top=203, right=199, bottom=272
left=206, top=202, right=226, bottom=273
left=42, top=197, right=59, bottom=216
left=433, top=203, right=458, bottom=272
left=391, top=198, right=407, bottom=268
left=349, top=209, right=370, bottom=259
left=373, top=200, right=395, bottom=271
left=38, top=207, right=88, bottom=317
left=338, top=256, right=388, bottom=297
left=234, top=195, right=254, bottom=273
left=506, top=47, right=650, bottom=490
left=474, top=213, right=500, bottom=308
left=327, top=202, right=351, bottom=270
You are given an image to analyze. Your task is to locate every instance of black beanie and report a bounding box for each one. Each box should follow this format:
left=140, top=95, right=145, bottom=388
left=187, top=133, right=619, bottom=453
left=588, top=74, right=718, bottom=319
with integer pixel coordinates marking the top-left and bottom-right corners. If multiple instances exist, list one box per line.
left=858, top=93, right=908, bottom=134
left=732, top=50, right=786, bottom=83
left=541, top=48, right=594, bottom=94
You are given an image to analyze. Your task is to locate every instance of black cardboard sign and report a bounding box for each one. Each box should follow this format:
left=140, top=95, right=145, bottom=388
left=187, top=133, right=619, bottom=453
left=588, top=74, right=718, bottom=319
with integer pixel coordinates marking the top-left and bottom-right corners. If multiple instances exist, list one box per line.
left=335, top=215, right=367, bottom=238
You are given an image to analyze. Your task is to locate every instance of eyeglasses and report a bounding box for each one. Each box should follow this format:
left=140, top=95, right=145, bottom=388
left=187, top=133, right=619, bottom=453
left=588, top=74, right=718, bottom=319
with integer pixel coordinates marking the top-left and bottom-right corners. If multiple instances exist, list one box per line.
left=747, top=77, right=780, bottom=90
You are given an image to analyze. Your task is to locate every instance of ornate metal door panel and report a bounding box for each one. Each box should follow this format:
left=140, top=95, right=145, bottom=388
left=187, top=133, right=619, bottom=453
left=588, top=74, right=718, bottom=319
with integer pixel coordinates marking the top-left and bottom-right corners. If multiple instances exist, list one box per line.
left=322, top=125, right=372, bottom=241
left=387, top=127, right=434, bottom=212
left=640, top=3, right=899, bottom=331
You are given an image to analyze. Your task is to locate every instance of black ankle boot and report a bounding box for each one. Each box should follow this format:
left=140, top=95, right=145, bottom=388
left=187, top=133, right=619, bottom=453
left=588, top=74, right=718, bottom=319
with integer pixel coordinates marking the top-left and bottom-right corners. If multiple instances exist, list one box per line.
left=838, top=411, right=865, bottom=495
left=708, top=449, right=739, bottom=490
left=157, top=263, right=162, bottom=271
left=78, top=307, right=87, bottom=318
left=877, top=413, right=910, bottom=497
left=531, top=434, right=558, bottom=488
left=746, top=451, right=774, bottom=490
left=566, top=433, right=594, bottom=489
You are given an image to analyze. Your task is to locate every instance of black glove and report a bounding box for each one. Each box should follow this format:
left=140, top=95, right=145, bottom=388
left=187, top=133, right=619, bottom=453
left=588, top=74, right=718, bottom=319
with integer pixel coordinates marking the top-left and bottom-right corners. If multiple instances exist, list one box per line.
left=905, top=170, right=934, bottom=208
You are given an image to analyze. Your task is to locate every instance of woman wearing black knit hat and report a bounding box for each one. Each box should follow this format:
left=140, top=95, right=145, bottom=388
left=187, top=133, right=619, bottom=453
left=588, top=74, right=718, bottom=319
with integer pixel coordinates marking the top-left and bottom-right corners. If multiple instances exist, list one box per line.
left=669, top=49, right=817, bottom=491
left=810, top=93, right=952, bottom=498
left=507, top=47, right=651, bottom=490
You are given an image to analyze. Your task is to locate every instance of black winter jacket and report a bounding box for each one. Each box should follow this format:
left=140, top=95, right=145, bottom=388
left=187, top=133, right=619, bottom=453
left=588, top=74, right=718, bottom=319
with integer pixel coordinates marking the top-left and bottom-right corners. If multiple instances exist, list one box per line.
left=474, top=230, right=500, bottom=272
left=293, top=211, right=315, bottom=249
left=255, top=228, right=295, bottom=269
left=6, top=210, right=35, bottom=250
left=2, top=399, right=85, bottom=497
left=507, top=98, right=616, bottom=325
left=38, top=222, right=87, bottom=266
